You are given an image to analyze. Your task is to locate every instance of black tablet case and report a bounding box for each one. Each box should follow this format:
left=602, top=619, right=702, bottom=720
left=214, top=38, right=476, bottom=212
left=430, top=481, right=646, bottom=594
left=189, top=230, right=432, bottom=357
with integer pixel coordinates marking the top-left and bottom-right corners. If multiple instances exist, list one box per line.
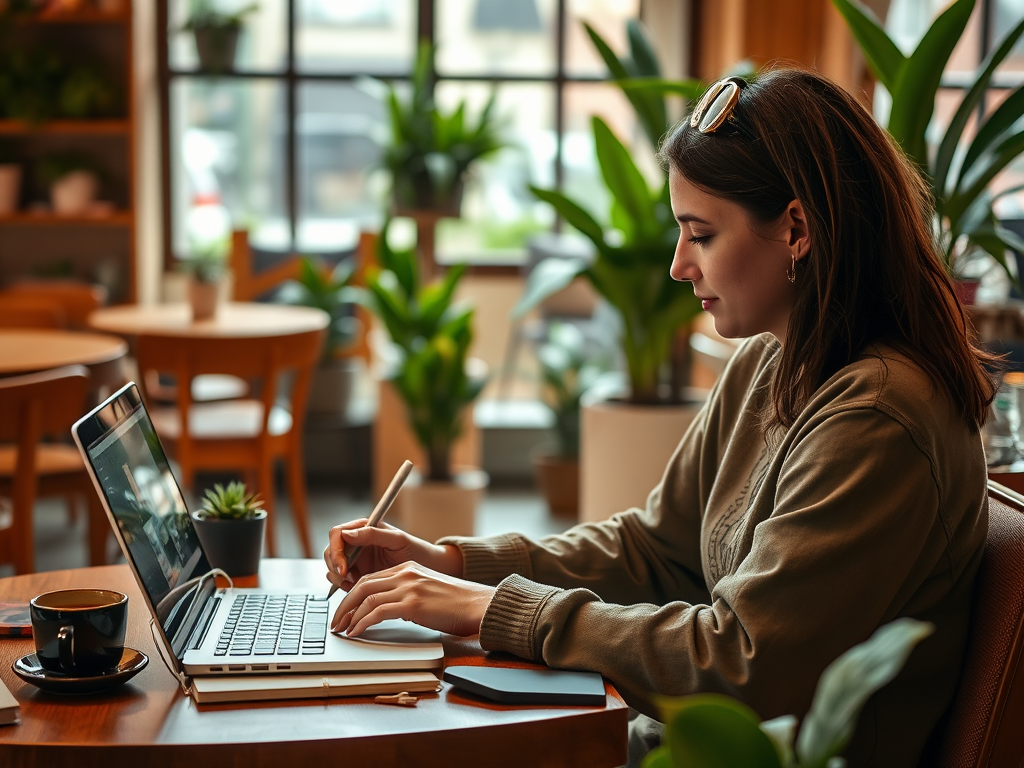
left=442, top=666, right=606, bottom=706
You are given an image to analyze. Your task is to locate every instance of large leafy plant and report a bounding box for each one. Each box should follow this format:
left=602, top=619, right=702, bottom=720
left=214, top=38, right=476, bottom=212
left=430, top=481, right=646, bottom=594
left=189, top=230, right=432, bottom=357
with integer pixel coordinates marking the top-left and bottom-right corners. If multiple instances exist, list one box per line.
left=515, top=22, right=706, bottom=405
left=383, top=42, right=506, bottom=213
left=644, top=618, right=934, bottom=768
left=833, top=0, right=1024, bottom=278
left=276, top=257, right=358, bottom=362
left=361, top=223, right=486, bottom=482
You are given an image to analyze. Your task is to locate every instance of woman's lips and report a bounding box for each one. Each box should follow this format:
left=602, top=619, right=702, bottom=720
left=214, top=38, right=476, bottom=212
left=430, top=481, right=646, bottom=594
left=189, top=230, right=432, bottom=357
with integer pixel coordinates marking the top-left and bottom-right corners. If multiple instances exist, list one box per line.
left=701, top=298, right=717, bottom=311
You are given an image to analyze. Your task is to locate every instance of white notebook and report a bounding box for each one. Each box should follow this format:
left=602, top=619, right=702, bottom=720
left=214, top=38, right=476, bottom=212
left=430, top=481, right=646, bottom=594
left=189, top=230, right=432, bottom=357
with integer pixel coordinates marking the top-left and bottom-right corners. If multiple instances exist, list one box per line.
left=0, top=675, right=19, bottom=726
left=190, top=670, right=440, bottom=704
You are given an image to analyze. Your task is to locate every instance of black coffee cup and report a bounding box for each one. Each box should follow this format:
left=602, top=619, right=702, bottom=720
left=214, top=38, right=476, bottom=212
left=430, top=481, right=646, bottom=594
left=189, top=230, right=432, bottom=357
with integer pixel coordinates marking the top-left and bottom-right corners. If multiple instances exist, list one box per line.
left=30, top=589, right=128, bottom=677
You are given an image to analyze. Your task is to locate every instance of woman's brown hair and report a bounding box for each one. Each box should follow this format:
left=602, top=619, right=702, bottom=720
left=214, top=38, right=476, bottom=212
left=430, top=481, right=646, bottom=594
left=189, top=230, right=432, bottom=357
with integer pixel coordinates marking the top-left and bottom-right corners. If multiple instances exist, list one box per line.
left=658, top=67, right=996, bottom=431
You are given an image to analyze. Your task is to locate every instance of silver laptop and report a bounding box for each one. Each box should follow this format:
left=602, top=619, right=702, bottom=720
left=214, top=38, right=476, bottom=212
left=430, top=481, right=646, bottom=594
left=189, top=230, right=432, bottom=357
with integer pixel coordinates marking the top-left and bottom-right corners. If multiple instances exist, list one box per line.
left=72, top=382, right=443, bottom=677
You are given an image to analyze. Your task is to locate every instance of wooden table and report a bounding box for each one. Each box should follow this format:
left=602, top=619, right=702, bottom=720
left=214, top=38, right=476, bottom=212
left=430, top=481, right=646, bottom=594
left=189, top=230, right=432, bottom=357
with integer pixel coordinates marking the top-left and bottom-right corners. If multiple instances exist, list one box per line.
left=0, top=328, right=127, bottom=385
left=0, top=559, right=628, bottom=768
left=88, top=302, right=329, bottom=338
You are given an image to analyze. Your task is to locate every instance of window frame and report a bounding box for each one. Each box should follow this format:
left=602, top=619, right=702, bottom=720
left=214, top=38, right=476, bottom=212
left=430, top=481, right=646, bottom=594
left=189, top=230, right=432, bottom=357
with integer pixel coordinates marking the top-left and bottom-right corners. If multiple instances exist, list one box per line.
left=155, top=0, right=646, bottom=271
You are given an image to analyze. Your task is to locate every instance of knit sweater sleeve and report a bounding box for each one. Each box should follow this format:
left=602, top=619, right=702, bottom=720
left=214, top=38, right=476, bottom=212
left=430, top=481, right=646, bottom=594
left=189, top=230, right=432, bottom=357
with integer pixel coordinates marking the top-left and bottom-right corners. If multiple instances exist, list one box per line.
left=473, top=406, right=951, bottom=720
left=438, top=395, right=713, bottom=608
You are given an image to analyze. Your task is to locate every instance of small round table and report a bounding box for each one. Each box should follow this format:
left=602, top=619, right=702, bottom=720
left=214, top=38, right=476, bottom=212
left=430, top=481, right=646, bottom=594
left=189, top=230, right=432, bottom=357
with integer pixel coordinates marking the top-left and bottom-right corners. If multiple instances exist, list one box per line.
left=0, top=328, right=128, bottom=378
left=88, top=302, right=329, bottom=338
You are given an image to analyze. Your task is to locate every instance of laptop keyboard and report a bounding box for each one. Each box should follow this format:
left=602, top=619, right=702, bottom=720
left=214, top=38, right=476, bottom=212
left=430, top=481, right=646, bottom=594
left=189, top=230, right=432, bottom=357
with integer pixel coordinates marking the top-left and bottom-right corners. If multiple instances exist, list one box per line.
left=214, top=594, right=330, bottom=657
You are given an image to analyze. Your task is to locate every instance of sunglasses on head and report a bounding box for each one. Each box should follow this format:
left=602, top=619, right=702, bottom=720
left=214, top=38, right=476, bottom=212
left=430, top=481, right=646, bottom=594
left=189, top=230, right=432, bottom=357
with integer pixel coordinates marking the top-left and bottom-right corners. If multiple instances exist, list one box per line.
left=690, top=76, right=748, bottom=135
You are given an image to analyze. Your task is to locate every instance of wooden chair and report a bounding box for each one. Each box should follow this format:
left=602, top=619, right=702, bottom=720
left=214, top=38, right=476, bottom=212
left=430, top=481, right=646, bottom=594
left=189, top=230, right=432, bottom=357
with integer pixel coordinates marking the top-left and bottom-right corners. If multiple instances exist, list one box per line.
left=0, top=366, right=111, bottom=574
left=229, top=228, right=374, bottom=364
left=0, top=297, right=66, bottom=329
left=924, top=481, right=1024, bottom=767
left=135, top=327, right=326, bottom=558
left=0, top=280, right=106, bottom=329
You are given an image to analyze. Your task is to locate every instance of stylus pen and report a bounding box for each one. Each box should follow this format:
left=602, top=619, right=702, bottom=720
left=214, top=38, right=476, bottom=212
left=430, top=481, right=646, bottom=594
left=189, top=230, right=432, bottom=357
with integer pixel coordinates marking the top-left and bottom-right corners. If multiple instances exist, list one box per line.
left=326, top=460, right=414, bottom=600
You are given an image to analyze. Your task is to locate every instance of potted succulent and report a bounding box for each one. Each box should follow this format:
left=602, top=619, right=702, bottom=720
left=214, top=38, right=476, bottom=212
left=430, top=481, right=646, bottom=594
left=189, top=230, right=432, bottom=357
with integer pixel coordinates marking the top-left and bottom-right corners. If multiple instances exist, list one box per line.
left=532, top=322, right=618, bottom=518
left=515, top=21, right=710, bottom=522
left=383, top=42, right=506, bottom=216
left=276, top=256, right=361, bottom=418
left=180, top=0, right=259, bottom=74
left=643, top=618, right=933, bottom=768
left=37, top=151, right=101, bottom=216
left=833, top=0, right=1024, bottom=301
left=191, top=481, right=266, bottom=577
left=360, top=221, right=488, bottom=541
left=180, top=239, right=228, bottom=321
left=0, top=142, right=20, bottom=215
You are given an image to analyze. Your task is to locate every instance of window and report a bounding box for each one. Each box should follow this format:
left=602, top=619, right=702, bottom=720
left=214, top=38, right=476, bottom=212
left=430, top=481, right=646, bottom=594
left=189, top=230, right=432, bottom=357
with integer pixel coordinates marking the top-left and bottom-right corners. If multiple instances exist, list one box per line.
left=881, top=0, right=1024, bottom=219
left=158, top=0, right=650, bottom=267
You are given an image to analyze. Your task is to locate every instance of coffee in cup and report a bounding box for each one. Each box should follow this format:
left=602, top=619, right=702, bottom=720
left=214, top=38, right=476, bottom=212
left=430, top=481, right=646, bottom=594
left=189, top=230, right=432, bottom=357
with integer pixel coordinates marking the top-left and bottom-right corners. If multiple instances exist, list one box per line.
left=30, top=589, right=128, bottom=676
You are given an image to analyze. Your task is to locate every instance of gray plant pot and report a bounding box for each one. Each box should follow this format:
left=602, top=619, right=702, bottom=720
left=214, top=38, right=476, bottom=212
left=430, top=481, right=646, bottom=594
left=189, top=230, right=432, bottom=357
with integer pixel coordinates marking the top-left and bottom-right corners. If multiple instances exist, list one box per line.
left=191, top=511, right=266, bottom=577
left=307, top=358, right=361, bottom=418
left=193, top=27, right=240, bottom=73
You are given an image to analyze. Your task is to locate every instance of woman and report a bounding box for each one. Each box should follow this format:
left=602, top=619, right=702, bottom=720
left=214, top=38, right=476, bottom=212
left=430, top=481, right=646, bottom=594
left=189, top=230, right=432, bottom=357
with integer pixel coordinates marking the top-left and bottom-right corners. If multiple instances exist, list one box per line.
left=325, top=68, right=994, bottom=766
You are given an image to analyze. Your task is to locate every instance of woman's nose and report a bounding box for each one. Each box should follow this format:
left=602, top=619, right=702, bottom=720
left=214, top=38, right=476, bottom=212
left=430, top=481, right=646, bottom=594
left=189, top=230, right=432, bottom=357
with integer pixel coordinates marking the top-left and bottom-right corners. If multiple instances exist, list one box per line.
left=670, top=243, right=697, bottom=282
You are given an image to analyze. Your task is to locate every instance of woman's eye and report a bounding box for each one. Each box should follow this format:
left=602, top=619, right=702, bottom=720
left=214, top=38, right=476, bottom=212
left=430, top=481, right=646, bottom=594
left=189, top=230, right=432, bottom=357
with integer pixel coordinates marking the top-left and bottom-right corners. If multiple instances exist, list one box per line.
left=688, top=234, right=712, bottom=246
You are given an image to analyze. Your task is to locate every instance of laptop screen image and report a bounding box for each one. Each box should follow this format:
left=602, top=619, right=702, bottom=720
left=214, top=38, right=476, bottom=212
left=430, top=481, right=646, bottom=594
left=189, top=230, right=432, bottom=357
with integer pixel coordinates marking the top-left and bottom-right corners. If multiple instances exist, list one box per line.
left=74, top=383, right=212, bottom=658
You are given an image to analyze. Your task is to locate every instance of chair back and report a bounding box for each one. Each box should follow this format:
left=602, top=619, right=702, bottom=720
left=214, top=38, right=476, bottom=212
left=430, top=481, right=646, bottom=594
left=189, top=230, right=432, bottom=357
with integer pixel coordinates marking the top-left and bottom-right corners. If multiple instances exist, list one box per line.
left=0, top=297, right=66, bottom=328
left=0, top=281, right=106, bottom=329
left=134, top=328, right=326, bottom=440
left=0, top=366, right=90, bottom=573
left=229, top=229, right=374, bottom=363
left=930, top=482, right=1024, bottom=767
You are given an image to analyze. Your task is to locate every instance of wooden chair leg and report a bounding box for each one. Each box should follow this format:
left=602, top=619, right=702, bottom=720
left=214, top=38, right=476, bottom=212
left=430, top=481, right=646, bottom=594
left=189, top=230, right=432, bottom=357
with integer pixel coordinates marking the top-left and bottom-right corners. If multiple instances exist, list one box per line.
left=85, top=489, right=110, bottom=566
left=287, top=447, right=313, bottom=558
left=260, top=458, right=276, bottom=558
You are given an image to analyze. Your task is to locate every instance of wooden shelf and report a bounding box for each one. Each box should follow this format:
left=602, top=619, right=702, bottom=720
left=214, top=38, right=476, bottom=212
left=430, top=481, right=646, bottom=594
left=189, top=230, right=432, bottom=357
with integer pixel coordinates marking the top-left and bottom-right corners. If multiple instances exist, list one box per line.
left=0, top=211, right=134, bottom=227
left=12, top=8, right=129, bottom=25
left=0, top=119, right=130, bottom=136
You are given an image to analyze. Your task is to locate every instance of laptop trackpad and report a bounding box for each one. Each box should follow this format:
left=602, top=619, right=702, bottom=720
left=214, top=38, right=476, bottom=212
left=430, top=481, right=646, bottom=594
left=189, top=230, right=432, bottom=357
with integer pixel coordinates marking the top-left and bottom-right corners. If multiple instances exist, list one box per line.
left=339, top=619, right=442, bottom=645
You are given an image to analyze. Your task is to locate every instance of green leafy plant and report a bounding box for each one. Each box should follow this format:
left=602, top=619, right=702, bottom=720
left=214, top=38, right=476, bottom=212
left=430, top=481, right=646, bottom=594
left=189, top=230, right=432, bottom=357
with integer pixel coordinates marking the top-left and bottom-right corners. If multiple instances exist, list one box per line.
left=643, top=618, right=934, bottom=768
left=276, top=257, right=359, bottom=361
left=360, top=221, right=486, bottom=481
left=832, top=0, right=1024, bottom=280
left=179, top=238, right=228, bottom=284
left=196, top=481, right=265, bottom=520
left=35, top=151, right=98, bottom=185
left=0, top=49, right=118, bottom=124
left=515, top=21, right=706, bottom=405
left=383, top=42, right=507, bottom=213
left=536, top=322, right=617, bottom=459
left=180, top=0, right=258, bottom=31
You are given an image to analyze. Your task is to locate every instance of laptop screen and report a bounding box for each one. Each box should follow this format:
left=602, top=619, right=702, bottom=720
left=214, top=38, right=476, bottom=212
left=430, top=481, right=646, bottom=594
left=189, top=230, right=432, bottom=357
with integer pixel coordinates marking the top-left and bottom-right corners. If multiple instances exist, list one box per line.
left=75, top=384, right=212, bottom=653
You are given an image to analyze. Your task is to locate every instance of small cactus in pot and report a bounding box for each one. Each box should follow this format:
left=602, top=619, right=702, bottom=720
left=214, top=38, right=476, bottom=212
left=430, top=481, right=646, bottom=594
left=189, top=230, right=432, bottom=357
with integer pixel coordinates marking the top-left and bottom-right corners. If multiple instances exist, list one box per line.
left=192, top=481, right=266, bottom=576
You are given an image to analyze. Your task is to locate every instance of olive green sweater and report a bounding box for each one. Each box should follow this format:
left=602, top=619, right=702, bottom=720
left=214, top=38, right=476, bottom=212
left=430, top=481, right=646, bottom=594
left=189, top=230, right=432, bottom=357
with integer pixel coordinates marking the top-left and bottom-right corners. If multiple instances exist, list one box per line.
left=441, top=334, right=988, bottom=767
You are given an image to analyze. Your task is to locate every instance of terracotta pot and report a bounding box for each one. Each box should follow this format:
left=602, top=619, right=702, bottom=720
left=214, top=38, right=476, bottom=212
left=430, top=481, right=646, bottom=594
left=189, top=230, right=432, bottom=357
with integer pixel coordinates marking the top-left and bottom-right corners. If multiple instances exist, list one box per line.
left=397, top=467, right=487, bottom=542
left=532, top=452, right=579, bottom=518
left=579, top=391, right=707, bottom=523
left=51, top=171, right=98, bottom=215
left=0, top=165, right=21, bottom=215
left=188, top=278, right=221, bottom=321
left=191, top=511, right=266, bottom=577
left=194, top=27, right=241, bottom=73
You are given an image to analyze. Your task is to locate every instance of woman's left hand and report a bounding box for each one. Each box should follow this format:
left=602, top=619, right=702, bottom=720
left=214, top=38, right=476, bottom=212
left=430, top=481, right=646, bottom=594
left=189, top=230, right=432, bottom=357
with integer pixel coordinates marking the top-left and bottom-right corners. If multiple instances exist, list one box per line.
left=331, top=561, right=496, bottom=638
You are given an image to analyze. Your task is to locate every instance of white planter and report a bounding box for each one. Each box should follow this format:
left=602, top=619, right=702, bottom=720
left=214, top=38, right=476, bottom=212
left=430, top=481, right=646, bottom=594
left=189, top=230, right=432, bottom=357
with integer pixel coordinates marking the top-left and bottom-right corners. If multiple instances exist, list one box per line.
left=51, top=171, right=98, bottom=215
left=0, top=165, right=21, bottom=215
left=579, top=392, right=707, bottom=523
left=397, top=467, right=488, bottom=542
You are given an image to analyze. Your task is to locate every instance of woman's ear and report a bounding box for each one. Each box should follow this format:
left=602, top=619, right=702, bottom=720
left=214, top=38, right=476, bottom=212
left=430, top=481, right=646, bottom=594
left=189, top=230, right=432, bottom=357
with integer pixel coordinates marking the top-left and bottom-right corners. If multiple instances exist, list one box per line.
left=785, top=199, right=810, bottom=260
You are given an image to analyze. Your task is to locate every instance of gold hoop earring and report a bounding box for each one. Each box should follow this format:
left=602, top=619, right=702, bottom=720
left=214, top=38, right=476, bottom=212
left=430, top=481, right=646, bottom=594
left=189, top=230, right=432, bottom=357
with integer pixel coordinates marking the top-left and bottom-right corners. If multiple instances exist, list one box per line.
left=787, top=253, right=797, bottom=284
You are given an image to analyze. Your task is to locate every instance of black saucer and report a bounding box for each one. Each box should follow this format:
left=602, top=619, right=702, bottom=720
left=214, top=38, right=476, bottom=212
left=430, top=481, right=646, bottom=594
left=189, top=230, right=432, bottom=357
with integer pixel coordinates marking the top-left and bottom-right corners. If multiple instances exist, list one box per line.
left=12, top=647, right=148, bottom=694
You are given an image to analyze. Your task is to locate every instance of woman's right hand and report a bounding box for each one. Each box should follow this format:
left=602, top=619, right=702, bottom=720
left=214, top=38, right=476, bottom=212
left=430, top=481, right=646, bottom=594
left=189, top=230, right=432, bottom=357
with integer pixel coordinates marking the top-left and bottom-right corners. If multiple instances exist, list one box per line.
left=323, top=519, right=464, bottom=593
